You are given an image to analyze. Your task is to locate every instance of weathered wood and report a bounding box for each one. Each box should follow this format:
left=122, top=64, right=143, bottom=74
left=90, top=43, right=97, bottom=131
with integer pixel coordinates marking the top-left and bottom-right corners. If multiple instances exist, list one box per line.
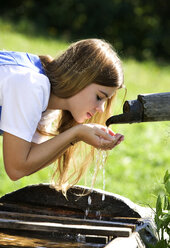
left=0, top=210, right=136, bottom=231
left=106, top=92, right=170, bottom=125
left=0, top=232, right=93, bottom=248
left=138, top=93, right=170, bottom=122
left=0, top=218, right=132, bottom=237
left=0, top=184, right=150, bottom=219
left=0, top=184, right=157, bottom=248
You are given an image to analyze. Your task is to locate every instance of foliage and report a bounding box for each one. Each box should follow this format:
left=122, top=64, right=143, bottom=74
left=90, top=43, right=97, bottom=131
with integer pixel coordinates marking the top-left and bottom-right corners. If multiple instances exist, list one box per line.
left=0, top=0, right=170, bottom=60
left=149, top=170, right=170, bottom=248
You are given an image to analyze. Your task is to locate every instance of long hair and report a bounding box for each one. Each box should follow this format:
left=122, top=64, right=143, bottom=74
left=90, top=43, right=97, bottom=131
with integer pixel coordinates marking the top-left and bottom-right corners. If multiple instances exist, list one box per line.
left=39, top=39, right=124, bottom=194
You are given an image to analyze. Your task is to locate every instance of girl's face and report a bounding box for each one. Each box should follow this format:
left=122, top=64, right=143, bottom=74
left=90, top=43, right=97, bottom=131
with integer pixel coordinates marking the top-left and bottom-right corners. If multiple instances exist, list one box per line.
left=67, top=83, right=116, bottom=123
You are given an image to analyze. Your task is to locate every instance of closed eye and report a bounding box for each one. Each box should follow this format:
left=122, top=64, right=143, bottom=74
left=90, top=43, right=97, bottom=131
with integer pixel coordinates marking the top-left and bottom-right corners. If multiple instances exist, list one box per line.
left=96, top=95, right=102, bottom=101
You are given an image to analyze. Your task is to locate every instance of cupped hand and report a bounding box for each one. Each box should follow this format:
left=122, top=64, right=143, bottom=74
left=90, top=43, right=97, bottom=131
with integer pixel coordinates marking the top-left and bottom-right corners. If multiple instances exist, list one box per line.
left=76, top=123, right=124, bottom=150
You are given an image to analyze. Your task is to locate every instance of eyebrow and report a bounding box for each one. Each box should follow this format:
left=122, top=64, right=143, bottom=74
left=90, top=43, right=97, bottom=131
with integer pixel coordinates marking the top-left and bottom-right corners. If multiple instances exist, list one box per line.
left=99, top=90, right=108, bottom=98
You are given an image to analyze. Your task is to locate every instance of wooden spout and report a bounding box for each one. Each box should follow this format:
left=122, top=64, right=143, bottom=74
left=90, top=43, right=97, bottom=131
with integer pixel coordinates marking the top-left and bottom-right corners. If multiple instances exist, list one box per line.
left=106, top=100, right=143, bottom=126
left=106, top=92, right=170, bottom=126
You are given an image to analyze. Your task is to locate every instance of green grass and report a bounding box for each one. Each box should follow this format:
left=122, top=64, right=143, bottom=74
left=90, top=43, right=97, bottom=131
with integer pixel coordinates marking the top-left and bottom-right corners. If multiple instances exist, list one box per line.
left=0, top=19, right=169, bottom=208
left=0, top=18, right=69, bottom=56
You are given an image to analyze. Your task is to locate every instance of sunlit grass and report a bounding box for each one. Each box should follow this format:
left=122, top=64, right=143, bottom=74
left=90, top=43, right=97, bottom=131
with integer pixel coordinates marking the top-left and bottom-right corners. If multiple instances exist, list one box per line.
left=0, top=18, right=68, bottom=56
left=0, top=19, right=169, bottom=207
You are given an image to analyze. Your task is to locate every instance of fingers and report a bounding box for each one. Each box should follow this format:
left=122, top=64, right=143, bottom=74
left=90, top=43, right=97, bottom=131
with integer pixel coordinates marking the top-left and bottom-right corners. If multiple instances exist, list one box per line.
left=108, top=129, right=115, bottom=136
left=95, top=127, right=116, bottom=142
left=79, top=124, right=124, bottom=150
left=93, top=125, right=124, bottom=150
left=98, top=133, right=124, bottom=150
left=112, top=134, right=124, bottom=148
left=100, top=127, right=115, bottom=136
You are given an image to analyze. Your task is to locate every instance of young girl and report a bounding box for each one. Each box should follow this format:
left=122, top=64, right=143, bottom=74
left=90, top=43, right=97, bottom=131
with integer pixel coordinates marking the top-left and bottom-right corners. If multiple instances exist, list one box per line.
left=0, top=39, right=124, bottom=192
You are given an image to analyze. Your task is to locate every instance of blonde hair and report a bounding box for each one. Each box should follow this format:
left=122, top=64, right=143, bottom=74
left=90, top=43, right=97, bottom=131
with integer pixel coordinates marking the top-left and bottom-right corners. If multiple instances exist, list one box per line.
left=39, top=39, right=124, bottom=194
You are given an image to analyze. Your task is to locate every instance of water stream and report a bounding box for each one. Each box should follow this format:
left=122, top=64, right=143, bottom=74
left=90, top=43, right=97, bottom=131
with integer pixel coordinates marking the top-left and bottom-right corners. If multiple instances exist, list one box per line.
left=85, top=146, right=107, bottom=220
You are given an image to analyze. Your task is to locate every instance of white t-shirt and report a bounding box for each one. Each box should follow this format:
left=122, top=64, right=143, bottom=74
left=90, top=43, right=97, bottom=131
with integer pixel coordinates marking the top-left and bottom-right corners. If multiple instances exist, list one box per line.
left=0, top=65, right=51, bottom=142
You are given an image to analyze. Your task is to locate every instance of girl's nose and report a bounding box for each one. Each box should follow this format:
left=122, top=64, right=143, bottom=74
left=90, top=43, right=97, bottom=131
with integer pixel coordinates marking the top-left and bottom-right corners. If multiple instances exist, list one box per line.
left=96, top=102, right=105, bottom=113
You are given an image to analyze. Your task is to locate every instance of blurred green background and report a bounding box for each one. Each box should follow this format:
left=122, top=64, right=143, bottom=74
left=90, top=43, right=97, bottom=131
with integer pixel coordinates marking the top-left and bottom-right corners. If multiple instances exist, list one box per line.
left=0, top=1, right=169, bottom=208
left=1, top=0, right=170, bottom=60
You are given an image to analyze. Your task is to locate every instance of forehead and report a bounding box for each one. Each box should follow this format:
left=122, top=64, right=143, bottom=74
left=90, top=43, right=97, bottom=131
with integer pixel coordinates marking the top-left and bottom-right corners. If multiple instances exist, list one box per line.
left=86, top=83, right=117, bottom=97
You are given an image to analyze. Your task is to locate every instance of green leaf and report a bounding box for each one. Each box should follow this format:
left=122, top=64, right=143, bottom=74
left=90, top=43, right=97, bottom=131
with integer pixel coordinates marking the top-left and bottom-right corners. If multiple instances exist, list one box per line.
left=163, top=170, right=170, bottom=195
left=164, top=170, right=170, bottom=185
left=158, top=240, right=169, bottom=248
left=151, top=240, right=169, bottom=248
left=161, top=214, right=170, bottom=228
left=156, top=194, right=162, bottom=217
left=163, top=195, right=169, bottom=210
left=165, top=180, right=170, bottom=195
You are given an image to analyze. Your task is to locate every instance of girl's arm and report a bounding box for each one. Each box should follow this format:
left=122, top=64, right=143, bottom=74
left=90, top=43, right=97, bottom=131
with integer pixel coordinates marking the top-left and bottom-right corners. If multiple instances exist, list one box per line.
left=3, top=124, right=124, bottom=180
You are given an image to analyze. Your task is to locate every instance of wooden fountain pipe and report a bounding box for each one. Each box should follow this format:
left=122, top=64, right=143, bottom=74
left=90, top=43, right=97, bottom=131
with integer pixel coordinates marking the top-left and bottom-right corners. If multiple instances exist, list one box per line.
left=106, top=92, right=170, bottom=126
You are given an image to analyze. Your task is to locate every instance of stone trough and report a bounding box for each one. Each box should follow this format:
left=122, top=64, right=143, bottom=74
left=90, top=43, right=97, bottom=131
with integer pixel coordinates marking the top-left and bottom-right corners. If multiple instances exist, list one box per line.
left=0, top=184, right=158, bottom=247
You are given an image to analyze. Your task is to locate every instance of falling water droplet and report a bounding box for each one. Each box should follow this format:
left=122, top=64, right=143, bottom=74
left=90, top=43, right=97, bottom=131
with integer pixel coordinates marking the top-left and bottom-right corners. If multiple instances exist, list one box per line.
left=84, top=208, right=89, bottom=219
left=84, top=195, right=92, bottom=219
left=96, top=210, right=101, bottom=218
left=88, top=195, right=92, bottom=205
left=101, top=150, right=106, bottom=195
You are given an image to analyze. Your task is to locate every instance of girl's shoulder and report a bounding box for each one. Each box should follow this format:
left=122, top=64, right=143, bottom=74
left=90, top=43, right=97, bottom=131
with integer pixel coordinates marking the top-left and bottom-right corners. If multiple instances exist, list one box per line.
left=0, top=50, right=45, bottom=75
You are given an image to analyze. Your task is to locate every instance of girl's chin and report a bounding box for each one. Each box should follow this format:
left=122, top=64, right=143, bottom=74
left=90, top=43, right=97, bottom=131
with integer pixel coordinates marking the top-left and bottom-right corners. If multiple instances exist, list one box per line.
left=75, top=117, right=84, bottom=124
left=73, top=114, right=87, bottom=123
left=77, top=117, right=88, bottom=124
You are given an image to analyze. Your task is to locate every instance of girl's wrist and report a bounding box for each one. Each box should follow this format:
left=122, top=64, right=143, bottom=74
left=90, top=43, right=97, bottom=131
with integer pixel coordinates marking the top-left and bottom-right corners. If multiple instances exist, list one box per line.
left=70, top=125, right=82, bottom=145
